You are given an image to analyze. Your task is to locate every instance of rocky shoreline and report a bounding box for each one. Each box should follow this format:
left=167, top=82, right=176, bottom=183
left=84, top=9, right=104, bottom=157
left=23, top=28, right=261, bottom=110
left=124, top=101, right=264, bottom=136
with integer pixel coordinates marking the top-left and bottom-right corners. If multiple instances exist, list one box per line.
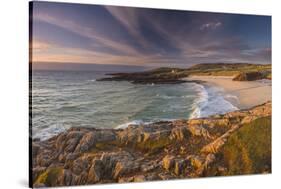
left=32, top=101, right=271, bottom=187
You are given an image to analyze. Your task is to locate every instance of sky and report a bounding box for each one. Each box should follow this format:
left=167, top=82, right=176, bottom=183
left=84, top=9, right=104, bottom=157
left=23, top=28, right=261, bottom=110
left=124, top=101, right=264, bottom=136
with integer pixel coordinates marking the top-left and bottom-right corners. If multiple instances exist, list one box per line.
left=30, top=1, right=271, bottom=70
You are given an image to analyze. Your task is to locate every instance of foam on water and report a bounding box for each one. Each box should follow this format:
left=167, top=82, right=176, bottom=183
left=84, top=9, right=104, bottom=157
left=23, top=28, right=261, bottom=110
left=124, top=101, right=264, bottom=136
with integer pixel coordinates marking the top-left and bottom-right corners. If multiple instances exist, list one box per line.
left=33, top=123, right=67, bottom=141
left=189, top=83, right=238, bottom=119
left=115, top=120, right=152, bottom=129
left=115, top=118, right=177, bottom=129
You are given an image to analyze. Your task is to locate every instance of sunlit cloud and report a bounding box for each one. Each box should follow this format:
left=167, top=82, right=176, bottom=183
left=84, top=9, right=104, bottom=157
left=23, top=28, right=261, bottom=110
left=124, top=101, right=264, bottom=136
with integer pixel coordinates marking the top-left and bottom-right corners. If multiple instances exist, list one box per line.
left=32, top=39, right=172, bottom=65
left=33, top=12, right=141, bottom=56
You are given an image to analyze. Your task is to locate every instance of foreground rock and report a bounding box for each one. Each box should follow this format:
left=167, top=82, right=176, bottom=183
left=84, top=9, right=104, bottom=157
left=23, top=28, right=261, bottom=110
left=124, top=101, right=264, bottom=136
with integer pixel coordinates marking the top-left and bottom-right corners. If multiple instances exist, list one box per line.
left=32, top=102, right=271, bottom=187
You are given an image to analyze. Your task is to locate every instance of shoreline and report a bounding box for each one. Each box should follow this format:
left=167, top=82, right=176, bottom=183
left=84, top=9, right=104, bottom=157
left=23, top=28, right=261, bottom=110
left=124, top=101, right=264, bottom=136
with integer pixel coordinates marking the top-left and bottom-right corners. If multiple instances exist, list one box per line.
left=184, top=76, right=272, bottom=109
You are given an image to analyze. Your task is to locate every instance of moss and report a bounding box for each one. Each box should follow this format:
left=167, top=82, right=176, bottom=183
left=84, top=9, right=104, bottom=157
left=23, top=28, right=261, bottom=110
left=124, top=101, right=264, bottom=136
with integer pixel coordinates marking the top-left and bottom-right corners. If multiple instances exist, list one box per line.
left=35, top=167, right=63, bottom=186
left=221, top=116, right=271, bottom=175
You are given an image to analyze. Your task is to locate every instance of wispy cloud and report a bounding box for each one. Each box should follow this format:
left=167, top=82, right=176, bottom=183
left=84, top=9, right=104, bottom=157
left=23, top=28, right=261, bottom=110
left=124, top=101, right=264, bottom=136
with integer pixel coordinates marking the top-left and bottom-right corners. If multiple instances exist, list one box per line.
left=200, top=22, right=222, bottom=30
left=33, top=12, right=141, bottom=57
left=105, top=6, right=154, bottom=49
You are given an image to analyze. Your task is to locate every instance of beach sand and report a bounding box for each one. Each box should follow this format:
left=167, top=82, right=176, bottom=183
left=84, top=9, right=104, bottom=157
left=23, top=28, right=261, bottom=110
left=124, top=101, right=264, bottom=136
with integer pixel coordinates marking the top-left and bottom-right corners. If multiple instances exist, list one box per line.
left=185, top=76, right=272, bottom=109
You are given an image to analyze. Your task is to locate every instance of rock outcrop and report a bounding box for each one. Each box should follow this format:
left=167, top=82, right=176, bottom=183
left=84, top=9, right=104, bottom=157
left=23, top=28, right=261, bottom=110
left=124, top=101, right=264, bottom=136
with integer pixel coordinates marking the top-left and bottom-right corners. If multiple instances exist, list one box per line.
left=232, top=71, right=266, bottom=81
left=32, top=101, right=271, bottom=187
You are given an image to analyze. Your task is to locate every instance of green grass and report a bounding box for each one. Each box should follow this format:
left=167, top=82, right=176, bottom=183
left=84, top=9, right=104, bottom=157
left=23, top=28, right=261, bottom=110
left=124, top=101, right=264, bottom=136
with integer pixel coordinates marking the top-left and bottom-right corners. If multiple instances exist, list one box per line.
left=187, top=64, right=271, bottom=77
left=221, top=116, right=271, bottom=175
left=35, top=167, right=63, bottom=186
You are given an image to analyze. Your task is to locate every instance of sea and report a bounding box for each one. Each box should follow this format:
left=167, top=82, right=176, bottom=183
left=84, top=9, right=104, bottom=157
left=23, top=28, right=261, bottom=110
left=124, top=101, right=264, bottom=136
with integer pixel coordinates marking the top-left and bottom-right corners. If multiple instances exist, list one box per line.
left=31, top=70, right=238, bottom=140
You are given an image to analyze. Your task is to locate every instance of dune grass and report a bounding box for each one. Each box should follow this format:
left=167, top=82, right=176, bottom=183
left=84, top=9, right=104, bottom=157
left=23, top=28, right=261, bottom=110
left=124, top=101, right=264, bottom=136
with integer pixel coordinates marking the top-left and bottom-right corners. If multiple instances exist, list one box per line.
left=221, top=116, right=271, bottom=175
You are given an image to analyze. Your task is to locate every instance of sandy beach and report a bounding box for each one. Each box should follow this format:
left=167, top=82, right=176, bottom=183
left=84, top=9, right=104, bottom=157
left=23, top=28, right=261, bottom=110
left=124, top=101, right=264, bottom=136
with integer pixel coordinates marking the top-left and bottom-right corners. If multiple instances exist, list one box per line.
left=185, top=76, right=272, bottom=109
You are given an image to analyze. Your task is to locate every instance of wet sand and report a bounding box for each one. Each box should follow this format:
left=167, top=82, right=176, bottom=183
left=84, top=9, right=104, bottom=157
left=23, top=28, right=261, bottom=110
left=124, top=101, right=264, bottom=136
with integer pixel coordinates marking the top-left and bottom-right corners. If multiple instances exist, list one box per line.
left=185, top=76, right=272, bottom=109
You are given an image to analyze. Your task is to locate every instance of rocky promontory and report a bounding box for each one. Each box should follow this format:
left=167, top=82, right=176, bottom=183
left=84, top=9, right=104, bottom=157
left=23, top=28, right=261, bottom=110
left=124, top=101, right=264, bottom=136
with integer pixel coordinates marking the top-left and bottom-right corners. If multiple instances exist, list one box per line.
left=97, top=68, right=191, bottom=84
left=32, top=101, right=271, bottom=187
left=233, top=71, right=271, bottom=81
left=97, top=63, right=271, bottom=84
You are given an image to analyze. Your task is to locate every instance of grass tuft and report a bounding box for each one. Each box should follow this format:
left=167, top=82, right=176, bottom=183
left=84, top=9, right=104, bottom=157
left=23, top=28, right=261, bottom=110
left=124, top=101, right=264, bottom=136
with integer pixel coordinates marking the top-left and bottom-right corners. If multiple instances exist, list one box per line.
left=222, top=116, right=271, bottom=175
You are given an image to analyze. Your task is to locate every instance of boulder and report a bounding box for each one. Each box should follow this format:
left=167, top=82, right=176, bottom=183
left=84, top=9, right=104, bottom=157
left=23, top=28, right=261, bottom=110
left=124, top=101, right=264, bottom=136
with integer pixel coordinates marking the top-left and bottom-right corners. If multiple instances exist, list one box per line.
left=188, top=124, right=212, bottom=140
left=32, top=166, right=46, bottom=182
left=75, top=130, right=116, bottom=153
left=162, top=155, right=175, bottom=171
left=169, top=127, right=190, bottom=141
left=233, top=71, right=264, bottom=81
left=72, top=157, right=90, bottom=175
left=75, top=132, right=96, bottom=153
left=187, top=155, right=204, bottom=169
left=133, top=175, right=146, bottom=182
left=87, top=159, right=103, bottom=183
left=174, top=159, right=186, bottom=175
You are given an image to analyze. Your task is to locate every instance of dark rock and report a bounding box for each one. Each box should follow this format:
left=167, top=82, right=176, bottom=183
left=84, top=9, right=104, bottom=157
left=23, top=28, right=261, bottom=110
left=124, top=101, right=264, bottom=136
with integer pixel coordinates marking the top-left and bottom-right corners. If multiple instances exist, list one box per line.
left=162, top=155, right=175, bottom=171
left=32, top=166, right=46, bottom=182
left=88, top=159, right=103, bottom=183
left=72, top=157, right=90, bottom=175
left=233, top=71, right=264, bottom=81
left=174, top=159, right=187, bottom=175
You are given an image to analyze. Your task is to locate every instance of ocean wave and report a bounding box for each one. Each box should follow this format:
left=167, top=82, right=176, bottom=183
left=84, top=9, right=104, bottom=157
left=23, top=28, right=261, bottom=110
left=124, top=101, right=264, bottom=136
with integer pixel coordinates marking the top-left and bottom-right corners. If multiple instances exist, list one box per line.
left=87, top=79, right=96, bottom=82
left=155, top=93, right=195, bottom=99
left=115, top=118, right=177, bottom=129
left=115, top=120, right=152, bottom=129
left=189, top=83, right=238, bottom=119
left=33, top=123, right=67, bottom=141
left=189, top=84, right=209, bottom=118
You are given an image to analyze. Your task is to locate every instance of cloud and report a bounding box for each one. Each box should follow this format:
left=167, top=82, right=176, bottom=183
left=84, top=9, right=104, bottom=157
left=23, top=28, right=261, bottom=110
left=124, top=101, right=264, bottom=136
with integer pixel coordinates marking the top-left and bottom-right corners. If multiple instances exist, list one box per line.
left=33, top=12, right=141, bottom=57
left=31, top=39, right=173, bottom=65
left=200, top=22, right=222, bottom=30
left=32, top=40, right=50, bottom=50
left=241, top=48, right=271, bottom=62
left=104, top=6, right=153, bottom=49
left=31, top=5, right=270, bottom=66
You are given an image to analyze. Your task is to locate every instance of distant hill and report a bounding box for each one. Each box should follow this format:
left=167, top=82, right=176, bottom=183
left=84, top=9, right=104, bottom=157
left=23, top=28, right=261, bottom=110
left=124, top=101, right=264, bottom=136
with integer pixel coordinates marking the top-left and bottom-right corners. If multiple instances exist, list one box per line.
left=185, top=63, right=271, bottom=77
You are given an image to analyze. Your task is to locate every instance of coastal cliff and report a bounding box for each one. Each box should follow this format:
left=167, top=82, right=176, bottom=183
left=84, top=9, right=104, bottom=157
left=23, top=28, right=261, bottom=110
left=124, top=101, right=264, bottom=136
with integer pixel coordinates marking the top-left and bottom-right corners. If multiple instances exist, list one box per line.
left=32, top=101, right=271, bottom=187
